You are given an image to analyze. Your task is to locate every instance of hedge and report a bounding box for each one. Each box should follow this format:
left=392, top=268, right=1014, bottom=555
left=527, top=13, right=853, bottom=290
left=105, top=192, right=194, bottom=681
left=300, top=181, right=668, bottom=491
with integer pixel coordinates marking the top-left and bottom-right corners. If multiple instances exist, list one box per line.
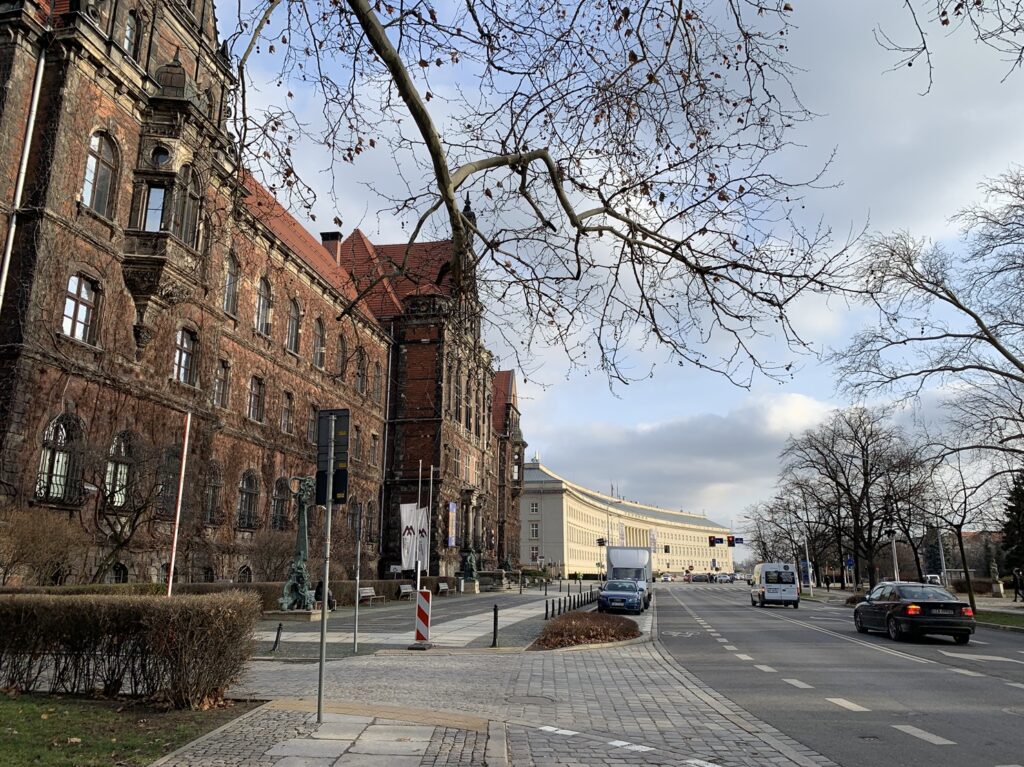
left=0, top=591, right=261, bottom=709
left=0, top=577, right=456, bottom=611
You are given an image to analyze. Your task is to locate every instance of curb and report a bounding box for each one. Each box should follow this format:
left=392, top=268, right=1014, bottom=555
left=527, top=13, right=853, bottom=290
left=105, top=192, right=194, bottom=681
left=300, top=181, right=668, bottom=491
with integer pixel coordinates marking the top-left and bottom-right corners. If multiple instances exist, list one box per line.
left=486, top=720, right=509, bottom=767
left=147, top=700, right=272, bottom=767
left=975, top=620, right=1024, bottom=634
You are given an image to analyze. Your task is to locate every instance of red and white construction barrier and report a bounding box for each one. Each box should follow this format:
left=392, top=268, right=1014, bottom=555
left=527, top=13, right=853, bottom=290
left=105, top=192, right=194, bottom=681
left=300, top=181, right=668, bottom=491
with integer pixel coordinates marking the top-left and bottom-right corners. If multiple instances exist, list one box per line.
left=415, top=589, right=431, bottom=642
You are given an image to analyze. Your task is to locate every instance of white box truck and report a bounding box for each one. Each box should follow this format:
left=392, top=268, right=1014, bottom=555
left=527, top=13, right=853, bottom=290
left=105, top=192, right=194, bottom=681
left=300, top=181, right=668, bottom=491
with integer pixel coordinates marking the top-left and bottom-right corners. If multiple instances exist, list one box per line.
left=606, top=547, right=653, bottom=607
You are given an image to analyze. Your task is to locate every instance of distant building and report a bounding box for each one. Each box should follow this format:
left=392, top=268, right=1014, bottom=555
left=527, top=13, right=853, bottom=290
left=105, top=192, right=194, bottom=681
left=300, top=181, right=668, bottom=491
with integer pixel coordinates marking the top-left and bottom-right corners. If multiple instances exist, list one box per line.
left=519, top=461, right=733, bottom=576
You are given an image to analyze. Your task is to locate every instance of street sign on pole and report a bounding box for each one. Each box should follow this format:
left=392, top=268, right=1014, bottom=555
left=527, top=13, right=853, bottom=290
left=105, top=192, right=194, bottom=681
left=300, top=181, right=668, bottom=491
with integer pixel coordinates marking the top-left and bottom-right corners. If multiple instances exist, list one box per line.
left=315, top=409, right=349, bottom=505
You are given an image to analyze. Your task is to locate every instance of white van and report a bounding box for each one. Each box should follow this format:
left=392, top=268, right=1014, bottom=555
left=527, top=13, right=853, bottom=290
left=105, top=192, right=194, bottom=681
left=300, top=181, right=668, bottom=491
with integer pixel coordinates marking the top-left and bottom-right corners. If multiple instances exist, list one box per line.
left=749, top=562, right=800, bottom=608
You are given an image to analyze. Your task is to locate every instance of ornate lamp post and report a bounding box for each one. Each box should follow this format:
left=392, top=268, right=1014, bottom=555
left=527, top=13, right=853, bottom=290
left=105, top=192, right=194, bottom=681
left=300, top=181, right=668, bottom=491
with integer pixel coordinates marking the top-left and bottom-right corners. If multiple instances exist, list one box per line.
left=278, top=476, right=316, bottom=611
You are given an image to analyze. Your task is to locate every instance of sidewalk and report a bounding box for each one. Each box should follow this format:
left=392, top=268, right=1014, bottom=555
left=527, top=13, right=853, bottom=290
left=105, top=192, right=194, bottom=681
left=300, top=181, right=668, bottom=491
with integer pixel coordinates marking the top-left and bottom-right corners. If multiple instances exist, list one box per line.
left=153, top=599, right=835, bottom=767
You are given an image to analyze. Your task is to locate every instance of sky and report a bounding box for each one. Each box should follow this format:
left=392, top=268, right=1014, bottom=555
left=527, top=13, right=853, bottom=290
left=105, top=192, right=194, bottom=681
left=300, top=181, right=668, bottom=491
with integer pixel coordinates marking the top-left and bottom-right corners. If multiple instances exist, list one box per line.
left=227, top=2, right=1024, bottom=557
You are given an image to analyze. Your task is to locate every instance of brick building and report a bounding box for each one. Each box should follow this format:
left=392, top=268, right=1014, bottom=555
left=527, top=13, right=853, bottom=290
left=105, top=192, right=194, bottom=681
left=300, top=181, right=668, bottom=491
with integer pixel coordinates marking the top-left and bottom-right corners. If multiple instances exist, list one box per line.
left=0, top=0, right=523, bottom=583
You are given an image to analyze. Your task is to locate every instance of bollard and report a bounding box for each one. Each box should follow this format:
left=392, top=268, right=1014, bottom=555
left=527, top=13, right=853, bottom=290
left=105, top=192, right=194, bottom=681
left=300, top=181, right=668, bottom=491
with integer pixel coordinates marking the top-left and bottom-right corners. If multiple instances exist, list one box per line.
left=270, top=622, right=283, bottom=653
left=579, top=580, right=583, bottom=595
left=545, top=600, right=549, bottom=620
left=491, top=604, right=499, bottom=648
left=544, top=580, right=548, bottom=596
left=519, top=573, right=523, bottom=595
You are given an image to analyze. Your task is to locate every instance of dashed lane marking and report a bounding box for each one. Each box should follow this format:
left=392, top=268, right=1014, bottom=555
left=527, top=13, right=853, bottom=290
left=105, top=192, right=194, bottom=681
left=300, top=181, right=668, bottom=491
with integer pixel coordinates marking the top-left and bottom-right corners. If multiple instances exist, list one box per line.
left=608, top=739, right=654, bottom=752
left=1007, top=682, right=1024, bottom=690
left=735, top=653, right=753, bottom=661
left=783, top=678, right=813, bottom=689
left=939, top=650, right=1024, bottom=665
left=538, top=726, right=579, bottom=735
left=715, top=638, right=728, bottom=643
left=723, top=645, right=738, bottom=650
left=892, top=725, right=956, bottom=745
left=826, top=697, right=870, bottom=712
left=754, top=664, right=777, bottom=673
left=684, top=760, right=722, bottom=767
left=952, top=669, right=985, bottom=677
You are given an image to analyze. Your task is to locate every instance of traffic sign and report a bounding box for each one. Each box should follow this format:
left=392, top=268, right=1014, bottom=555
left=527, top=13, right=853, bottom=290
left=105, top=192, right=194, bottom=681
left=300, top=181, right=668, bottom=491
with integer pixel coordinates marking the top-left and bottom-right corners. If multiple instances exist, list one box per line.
left=845, top=556, right=854, bottom=568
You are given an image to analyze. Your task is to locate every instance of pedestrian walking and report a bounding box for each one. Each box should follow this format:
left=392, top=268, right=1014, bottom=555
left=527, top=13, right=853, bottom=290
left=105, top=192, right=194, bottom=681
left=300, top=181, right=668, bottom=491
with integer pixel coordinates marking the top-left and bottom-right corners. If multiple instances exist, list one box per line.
left=824, top=574, right=831, bottom=593
left=1014, top=568, right=1023, bottom=603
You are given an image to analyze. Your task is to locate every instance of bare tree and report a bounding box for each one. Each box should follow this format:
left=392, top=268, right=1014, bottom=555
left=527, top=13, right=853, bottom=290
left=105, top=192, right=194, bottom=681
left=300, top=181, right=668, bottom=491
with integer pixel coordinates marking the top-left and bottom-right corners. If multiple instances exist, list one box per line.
left=226, top=0, right=861, bottom=386
left=835, top=167, right=1024, bottom=463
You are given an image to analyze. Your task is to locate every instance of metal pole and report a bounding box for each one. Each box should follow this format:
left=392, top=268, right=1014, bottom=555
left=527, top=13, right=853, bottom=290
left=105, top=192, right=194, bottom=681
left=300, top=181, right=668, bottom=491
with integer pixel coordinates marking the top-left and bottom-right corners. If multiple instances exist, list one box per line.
left=415, top=558, right=421, bottom=592
left=354, top=514, right=361, bottom=654
left=316, top=413, right=336, bottom=725
left=427, top=466, right=433, bottom=578
left=166, top=411, right=192, bottom=597
left=937, top=527, right=948, bottom=586
left=803, top=535, right=814, bottom=598
left=892, top=536, right=900, bottom=582
left=491, top=604, right=498, bottom=647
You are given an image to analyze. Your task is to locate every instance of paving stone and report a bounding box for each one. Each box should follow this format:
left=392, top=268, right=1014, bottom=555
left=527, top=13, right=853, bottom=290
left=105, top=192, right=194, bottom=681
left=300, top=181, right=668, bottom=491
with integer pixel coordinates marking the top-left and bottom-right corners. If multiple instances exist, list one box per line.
left=357, top=724, right=435, bottom=741
left=273, top=758, right=337, bottom=767
left=311, top=723, right=368, bottom=740
left=266, top=739, right=351, bottom=758
left=332, top=756, right=421, bottom=766
left=347, top=739, right=431, bottom=756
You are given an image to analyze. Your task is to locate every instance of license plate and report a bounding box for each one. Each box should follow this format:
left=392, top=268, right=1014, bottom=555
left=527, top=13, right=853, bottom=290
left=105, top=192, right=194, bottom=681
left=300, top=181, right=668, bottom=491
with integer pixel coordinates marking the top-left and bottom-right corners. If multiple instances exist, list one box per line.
left=932, top=609, right=954, bottom=615
left=611, top=599, right=623, bottom=605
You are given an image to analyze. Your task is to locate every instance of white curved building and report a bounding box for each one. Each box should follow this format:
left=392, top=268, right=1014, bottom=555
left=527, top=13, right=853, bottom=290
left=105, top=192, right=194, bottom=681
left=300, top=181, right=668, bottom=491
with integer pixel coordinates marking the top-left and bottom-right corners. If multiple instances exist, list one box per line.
left=519, top=461, right=733, bottom=576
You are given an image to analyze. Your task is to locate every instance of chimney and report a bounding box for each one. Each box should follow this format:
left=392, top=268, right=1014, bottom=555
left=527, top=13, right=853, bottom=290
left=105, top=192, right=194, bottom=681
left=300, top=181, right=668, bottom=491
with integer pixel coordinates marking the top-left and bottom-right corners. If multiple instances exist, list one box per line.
left=321, top=231, right=342, bottom=265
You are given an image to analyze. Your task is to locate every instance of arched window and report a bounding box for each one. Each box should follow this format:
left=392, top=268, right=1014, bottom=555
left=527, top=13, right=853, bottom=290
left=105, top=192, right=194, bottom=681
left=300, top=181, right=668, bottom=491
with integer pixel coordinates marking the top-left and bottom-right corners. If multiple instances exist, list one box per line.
left=347, top=498, right=361, bottom=534
left=475, top=387, right=483, bottom=437
left=161, top=563, right=178, bottom=584
left=336, top=335, right=348, bottom=379
left=446, top=362, right=454, bottom=411
left=312, top=319, right=325, bottom=368
left=485, top=394, right=493, bottom=441
left=365, top=500, right=376, bottom=542
left=271, top=478, right=290, bottom=530
left=307, top=405, right=318, bottom=443
left=286, top=299, right=301, bottom=353
left=202, top=566, right=216, bottom=583
left=172, top=165, right=202, bottom=247
left=236, top=469, right=260, bottom=528
left=123, top=11, right=140, bottom=60
left=173, top=328, right=198, bottom=385
left=255, top=277, right=272, bottom=335
left=202, top=460, right=223, bottom=525
left=62, top=273, right=99, bottom=343
left=81, top=132, right=117, bottom=218
left=112, top=562, right=129, bottom=583
left=247, top=376, right=265, bottom=422
left=104, top=431, right=134, bottom=509
left=352, top=425, right=362, bottom=462
left=35, top=414, right=85, bottom=505
left=465, top=378, right=474, bottom=431
left=153, top=447, right=181, bottom=519
left=355, top=347, right=367, bottom=394
left=237, top=565, right=253, bottom=583
left=223, top=252, right=239, bottom=315
left=372, top=361, right=382, bottom=402
left=280, top=391, right=294, bottom=434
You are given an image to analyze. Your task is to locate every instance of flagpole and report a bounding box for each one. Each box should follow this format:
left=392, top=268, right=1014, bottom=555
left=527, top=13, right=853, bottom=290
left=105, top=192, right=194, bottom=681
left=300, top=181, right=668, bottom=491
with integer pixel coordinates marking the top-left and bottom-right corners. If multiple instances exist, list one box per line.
left=427, top=466, right=434, bottom=577
left=166, top=410, right=192, bottom=597
left=417, top=459, right=422, bottom=510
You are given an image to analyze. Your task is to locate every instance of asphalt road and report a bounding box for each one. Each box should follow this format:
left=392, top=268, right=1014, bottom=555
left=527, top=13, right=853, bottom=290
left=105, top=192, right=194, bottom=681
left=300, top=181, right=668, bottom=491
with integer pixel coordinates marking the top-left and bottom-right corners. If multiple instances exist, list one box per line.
left=656, top=581, right=1024, bottom=767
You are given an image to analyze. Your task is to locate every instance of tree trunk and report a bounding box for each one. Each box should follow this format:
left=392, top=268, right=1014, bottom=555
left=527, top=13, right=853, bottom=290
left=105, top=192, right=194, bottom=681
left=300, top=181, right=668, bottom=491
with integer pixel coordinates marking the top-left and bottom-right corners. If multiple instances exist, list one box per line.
left=954, top=526, right=976, bottom=612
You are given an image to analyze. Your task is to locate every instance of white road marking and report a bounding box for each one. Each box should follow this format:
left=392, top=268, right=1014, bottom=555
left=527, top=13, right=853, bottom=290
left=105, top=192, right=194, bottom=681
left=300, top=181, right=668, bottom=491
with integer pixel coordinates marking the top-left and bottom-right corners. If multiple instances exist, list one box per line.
left=608, top=740, right=630, bottom=747
left=967, top=639, right=988, bottom=644
left=761, top=612, right=936, bottom=664
left=892, top=725, right=956, bottom=745
left=994, top=764, right=1024, bottom=766
left=735, top=653, right=753, bottom=661
left=1007, top=682, right=1024, bottom=690
left=723, top=645, right=738, bottom=650
left=715, top=638, right=728, bottom=643
left=684, top=760, right=722, bottom=767
left=951, top=668, right=985, bottom=677
left=754, top=664, right=777, bottom=673
left=624, top=744, right=654, bottom=752
left=826, top=697, right=870, bottom=712
left=939, top=650, right=1024, bottom=665
left=783, top=678, right=813, bottom=689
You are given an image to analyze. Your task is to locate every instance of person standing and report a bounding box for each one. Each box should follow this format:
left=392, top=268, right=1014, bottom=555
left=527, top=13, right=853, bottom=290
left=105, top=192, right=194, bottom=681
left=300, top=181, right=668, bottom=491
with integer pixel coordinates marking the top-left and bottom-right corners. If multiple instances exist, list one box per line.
left=1013, top=568, right=1023, bottom=603
left=824, top=573, right=832, bottom=593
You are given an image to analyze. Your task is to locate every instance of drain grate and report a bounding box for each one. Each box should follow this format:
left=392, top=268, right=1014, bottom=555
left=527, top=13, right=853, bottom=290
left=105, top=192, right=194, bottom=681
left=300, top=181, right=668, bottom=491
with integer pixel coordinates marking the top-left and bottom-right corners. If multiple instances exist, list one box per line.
left=858, top=735, right=880, bottom=741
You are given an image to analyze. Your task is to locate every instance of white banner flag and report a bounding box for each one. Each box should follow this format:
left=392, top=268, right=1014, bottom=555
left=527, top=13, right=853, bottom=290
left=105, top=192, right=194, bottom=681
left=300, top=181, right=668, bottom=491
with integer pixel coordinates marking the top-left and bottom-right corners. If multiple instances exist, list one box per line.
left=400, top=503, right=430, bottom=571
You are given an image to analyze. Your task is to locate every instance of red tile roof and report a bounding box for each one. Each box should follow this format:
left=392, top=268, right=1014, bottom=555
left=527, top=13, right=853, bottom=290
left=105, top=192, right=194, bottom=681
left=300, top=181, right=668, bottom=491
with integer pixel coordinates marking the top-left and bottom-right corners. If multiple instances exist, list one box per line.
left=492, top=370, right=515, bottom=432
left=241, top=174, right=370, bottom=314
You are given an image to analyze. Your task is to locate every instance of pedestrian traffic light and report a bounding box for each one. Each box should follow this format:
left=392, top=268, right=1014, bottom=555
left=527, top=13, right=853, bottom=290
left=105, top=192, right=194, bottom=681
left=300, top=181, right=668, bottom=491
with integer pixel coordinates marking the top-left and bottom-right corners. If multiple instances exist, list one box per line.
left=727, top=535, right=735, bottom=547
left=596, top=537, right=606, bottom=547
left=708, top=535, right=716, bottom=548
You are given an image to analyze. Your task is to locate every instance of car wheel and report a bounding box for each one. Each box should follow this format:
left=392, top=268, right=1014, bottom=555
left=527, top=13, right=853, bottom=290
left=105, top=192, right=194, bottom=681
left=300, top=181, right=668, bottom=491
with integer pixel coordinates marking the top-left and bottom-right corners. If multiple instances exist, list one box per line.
left=886, top=616, right=903, bottom=642
left=954, top=634, right=970, bottom=645
left=750, top=596, right=757, bottom=606
left=793, top=601, right=799, bottom=609
left=854, top=611, right=868, bottom=634
left=631, top=608, right=642, bottom=615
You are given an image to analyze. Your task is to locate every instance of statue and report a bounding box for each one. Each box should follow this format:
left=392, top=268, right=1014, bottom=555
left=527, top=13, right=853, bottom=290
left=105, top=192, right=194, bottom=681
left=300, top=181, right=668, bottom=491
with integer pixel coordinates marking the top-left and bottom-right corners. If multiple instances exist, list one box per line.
left=990, top=559, right=1000, bottom=581
left=463, top=550, right=478, bottom=581
left=279, top=477, right=316, bottom=611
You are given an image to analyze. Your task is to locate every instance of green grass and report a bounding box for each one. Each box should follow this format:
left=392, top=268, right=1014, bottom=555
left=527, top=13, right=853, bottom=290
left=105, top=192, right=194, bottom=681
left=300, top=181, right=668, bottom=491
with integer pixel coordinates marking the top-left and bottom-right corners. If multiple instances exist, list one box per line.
left=975, top=610, right=1024, bottom=628
left=0, top=695, right=258, bottom=767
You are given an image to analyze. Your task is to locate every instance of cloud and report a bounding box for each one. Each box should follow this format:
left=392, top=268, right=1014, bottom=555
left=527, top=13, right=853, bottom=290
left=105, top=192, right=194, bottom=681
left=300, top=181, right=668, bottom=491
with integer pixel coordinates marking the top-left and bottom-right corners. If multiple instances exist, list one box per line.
left=530, top=392, right=836, bottom=530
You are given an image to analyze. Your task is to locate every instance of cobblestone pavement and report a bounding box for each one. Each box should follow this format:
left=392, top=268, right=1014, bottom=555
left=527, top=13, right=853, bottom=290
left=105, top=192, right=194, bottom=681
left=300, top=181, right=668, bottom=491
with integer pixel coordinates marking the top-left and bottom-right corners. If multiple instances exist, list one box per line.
left=157, top=597, right=836, bottom=767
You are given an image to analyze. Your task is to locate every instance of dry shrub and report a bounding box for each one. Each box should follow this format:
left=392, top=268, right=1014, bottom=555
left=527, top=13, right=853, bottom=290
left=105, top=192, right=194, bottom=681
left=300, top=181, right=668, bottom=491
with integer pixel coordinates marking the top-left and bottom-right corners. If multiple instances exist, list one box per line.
left=845, top=594, right=866, bottom=605
left=0, top=591, right=260, bottom=709
left=535, top=611, right=640, bottom=649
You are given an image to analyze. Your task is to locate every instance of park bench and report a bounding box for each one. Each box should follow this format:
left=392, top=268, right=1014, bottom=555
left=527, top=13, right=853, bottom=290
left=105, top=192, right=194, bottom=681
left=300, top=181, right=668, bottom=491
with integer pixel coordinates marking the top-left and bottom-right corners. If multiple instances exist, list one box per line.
left=398, top=584, right=415, bottom=600
left=437, top=582, right=451, bottom=596
left=357, top=586, right=386, bottom=605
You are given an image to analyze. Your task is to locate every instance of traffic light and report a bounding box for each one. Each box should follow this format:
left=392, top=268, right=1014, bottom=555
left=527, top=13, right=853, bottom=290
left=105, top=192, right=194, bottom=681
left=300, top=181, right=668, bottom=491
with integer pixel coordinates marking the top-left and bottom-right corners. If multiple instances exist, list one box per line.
left=708, top=535, right=716, bottom=548
left=596, top=537, right=606, bottom=547
left=727, top=535, right=735, bottom=547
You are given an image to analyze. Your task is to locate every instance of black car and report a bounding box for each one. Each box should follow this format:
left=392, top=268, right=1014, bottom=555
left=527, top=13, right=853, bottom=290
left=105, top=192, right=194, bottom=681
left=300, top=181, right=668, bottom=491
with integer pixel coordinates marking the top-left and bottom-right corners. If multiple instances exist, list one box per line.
left=853, top=582, right=976, bottom=644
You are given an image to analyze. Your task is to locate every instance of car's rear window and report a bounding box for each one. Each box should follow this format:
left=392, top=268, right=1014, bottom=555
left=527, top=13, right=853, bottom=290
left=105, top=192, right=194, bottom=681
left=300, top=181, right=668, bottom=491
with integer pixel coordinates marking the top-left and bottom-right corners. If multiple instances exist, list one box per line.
left=895, top=585, right=955, bottom=601
left=606, top=581, right=637, bottom=591
left=765, top=570, right=795, bottom=584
